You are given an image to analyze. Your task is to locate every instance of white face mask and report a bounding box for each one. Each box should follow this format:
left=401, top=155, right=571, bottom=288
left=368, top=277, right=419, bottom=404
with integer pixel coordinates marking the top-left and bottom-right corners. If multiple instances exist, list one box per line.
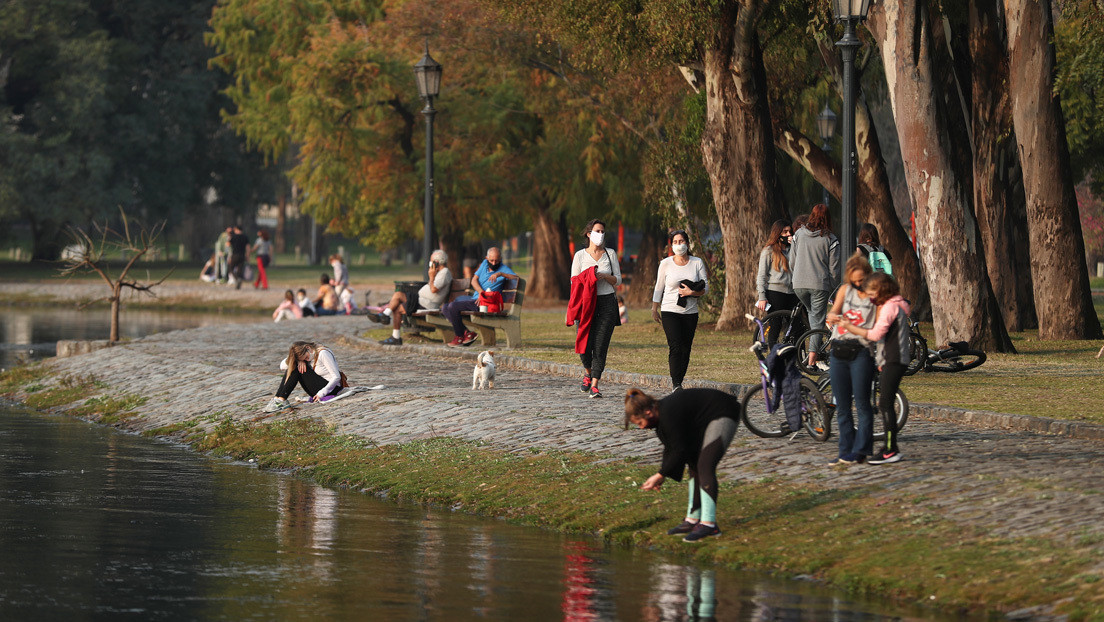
left=589, top=231, right=605, bottom=247
left=672, top=243, right=688, bottom=256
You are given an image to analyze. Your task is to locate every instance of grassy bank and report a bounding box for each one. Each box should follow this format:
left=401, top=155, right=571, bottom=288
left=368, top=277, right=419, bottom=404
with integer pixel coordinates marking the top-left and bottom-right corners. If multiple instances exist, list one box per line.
left=3, top=365, right=1100, bottom=619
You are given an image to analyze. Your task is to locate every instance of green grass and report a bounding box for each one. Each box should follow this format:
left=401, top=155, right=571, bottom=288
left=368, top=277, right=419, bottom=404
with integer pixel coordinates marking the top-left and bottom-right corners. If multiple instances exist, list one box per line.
left=368, top=299, right=1104, bottom=424
left=159, top=415, right=1104, bottom=619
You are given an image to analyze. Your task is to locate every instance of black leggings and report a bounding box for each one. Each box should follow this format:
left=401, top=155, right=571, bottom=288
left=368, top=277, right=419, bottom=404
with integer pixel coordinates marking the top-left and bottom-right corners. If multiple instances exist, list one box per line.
left=765, top=290, right=801, bottom=342
left=275, top=365, right=338, bottom=400
left=879, top=362, right=907, bottom=452
left=581, top=293, right=618, bottom=381
left=661, top=312, right=698, bottom=387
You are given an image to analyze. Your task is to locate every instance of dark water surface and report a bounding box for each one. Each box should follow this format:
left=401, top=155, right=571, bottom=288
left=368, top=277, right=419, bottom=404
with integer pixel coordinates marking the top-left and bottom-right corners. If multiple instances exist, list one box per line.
left=0, top=306, right=261, bottom=369
left=0, top=407, right=963, bottom=621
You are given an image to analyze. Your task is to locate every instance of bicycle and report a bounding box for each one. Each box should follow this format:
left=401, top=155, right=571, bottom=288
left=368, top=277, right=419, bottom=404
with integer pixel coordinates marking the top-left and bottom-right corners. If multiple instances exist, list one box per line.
left=741, top=313, right=830, bottom=441
left=757, top=302, right=809, bottom=349
left=903, top=319, right=987, bottom=376
left=815, top=372, right=908, bottom=441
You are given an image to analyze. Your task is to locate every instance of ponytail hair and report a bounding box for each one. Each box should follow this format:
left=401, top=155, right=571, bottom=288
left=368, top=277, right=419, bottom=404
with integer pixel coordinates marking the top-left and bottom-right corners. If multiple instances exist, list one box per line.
left=623, top=387, right=657, bottom=429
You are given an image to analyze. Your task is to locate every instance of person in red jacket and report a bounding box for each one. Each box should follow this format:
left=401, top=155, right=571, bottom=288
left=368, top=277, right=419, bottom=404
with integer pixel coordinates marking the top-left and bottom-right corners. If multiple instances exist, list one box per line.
left=569, top=219, right=622, bottom=398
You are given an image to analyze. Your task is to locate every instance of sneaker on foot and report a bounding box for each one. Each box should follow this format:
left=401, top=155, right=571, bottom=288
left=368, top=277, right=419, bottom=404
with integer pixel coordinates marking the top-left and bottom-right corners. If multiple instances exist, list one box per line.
left=262, top=397, right=291, bottom=413
left=446, top=336, right=464, bottom=348
left=683, top=523, right=721, bottom=542
left=379, top=336, right=403, bottom=345
left=666, top=520, right=699, bottom=535
left=828, top=455, right=856, bottom=466
left=589, top=386, right=603, bottom=399
left=581, top=376, right=592, bottom=393
left=461, top=330, right=478, bottom=346
left=373, top=312, right=389, bottom=325
left=868, top=449, right=902, bottom=464
left=815, top=361, right=830, bottom=372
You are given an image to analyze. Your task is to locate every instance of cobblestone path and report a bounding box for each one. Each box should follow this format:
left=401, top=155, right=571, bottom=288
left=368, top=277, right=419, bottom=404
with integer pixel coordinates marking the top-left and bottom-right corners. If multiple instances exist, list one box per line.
left=34, top=318, right=1104, bottom=549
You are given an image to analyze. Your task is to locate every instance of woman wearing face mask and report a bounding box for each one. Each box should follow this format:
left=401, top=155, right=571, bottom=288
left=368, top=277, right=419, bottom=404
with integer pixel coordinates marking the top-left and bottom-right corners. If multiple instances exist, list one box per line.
left=755, top=219, right=798, bottom=342
left=652, top=230, right=709, bottom=390
left=570, top=219, right=623, bottom=398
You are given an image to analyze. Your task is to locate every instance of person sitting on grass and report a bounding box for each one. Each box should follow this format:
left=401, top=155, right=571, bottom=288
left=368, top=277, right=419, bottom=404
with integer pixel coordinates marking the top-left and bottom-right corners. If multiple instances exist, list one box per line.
left=296, top=288, right=316, bottom=317
left=372, top=250, right=452, bottom=345
left=263, top=341, right=344, bottom=412
left=314, top=274, right=341, bottom=316
left=272, top=290, right=303, bottom=322
left=623, top=387, right=741, bottom=543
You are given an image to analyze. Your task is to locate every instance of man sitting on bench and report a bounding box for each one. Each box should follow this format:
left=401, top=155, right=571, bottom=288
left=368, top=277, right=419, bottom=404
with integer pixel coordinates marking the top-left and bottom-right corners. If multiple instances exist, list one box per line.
left=443, top=247, right=517, bottom=347
left=373, top=249, right=452, bottom=345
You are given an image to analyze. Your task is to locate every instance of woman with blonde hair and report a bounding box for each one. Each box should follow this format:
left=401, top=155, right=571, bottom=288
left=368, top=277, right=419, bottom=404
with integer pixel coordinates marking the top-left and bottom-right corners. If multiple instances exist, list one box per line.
left=825, top=254, right=876, bottom=464
left=263, top=341, right=344, bottom=412
left=624, top=387, right=741, bottom=543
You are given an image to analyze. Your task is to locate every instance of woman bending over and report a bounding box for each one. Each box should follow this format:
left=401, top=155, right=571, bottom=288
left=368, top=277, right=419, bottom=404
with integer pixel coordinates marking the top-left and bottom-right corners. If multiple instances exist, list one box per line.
left=263, top=341, right=344, bottom=412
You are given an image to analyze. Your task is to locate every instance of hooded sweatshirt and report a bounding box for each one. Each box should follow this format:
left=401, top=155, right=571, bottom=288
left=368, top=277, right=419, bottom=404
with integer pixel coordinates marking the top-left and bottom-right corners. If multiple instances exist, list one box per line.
left=790, top=227, right=841, bottom=291
left=756, top=246, right=794, bottom=300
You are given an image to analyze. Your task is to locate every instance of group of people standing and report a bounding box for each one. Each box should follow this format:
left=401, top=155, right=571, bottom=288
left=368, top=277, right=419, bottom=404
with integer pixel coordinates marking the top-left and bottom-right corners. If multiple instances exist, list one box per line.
left=201, top=225, right=273, bottom=290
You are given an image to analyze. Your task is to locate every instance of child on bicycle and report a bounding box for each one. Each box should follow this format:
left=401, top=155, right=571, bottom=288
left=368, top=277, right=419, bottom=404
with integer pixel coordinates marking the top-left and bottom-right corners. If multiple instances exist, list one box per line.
left=836, top=272, right=910, bottom=464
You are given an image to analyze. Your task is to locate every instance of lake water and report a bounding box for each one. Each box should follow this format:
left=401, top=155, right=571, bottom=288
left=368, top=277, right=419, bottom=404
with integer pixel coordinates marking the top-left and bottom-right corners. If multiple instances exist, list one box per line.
left=0, top=308, right=961, bottom=620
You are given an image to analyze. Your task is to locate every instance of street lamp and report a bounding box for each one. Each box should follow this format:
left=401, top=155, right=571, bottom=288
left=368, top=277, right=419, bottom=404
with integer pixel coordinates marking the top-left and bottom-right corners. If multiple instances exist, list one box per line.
left=413, top=40, right=442, bottom=280
left=832, top=0, right=872, bottom=271
left=816, top=103, right=837, bottom=207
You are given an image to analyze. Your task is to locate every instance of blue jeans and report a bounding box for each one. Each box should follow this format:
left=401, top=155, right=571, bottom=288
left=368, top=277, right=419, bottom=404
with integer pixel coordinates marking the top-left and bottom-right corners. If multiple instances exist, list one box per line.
left=794, top=288, right=831, bottom=352
left=442, top=296, right=478, bottom=337
left=830, top=348, right=875, bottom=459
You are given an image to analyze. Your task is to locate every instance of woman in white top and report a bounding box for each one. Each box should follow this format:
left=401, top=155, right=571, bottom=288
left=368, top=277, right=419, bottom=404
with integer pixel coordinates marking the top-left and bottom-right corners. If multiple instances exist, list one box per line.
left=570, top=219, right=622, bottom=398
left=651, top=230, right=709, bottom=390
left=263, top=341, right=343, bottom=412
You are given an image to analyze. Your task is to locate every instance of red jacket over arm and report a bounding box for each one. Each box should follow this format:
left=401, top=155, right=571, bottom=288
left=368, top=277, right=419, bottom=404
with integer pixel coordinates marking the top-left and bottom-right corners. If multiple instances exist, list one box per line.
left=566, top=266, right=598, bottom=354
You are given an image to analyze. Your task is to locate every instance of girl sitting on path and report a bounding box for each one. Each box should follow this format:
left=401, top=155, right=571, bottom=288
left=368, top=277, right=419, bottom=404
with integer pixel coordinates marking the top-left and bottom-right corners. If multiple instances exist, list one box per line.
left=624, top=387, right=741, bottom=543
left=263, top=341, right=344, bottom=412
left=272, top=290, right=303, bottom=322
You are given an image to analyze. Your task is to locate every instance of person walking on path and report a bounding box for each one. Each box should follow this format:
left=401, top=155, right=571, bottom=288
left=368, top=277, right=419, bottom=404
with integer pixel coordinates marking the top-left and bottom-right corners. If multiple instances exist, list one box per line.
left=263, top=341, right=345, bottom=412
left=330, top=254, right=349, bottom=295
left=252, top=229, right=272, bottom=290
left=651, top=230, right=708, bottom=391
left=570, top=219, right=622, bottom=398
left=836, top=272, right=910, bottom=464
left=226, top=225, right=251, bottom=290
left=214, top=227, right=231, bottom=283
left=825, top=254, right=876, bottom=465
left=373, top=250, right=452, bottom=345
left=442, top=248, right=517, bottom=347
left=624, top=387, right=741, bottom=543
left=755, top=219, right=798, bottom=343
left=790, top=204, right=840, bottom=370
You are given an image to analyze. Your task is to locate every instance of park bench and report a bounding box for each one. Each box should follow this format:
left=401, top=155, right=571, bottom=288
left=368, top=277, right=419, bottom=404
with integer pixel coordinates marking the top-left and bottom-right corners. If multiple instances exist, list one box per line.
left=460, top=277, right=526, bottom=348
left=410, top=278, right=471, bottom=341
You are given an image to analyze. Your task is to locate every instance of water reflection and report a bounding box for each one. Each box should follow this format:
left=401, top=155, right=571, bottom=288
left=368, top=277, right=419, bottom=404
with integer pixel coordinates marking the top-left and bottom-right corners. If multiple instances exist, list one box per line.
left=0, top=406, right=963, bottom=621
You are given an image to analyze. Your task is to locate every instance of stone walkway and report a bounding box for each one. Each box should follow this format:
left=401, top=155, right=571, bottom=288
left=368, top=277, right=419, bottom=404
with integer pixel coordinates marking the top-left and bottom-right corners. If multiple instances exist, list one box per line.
left=30, top=317, right=1104, bottom=548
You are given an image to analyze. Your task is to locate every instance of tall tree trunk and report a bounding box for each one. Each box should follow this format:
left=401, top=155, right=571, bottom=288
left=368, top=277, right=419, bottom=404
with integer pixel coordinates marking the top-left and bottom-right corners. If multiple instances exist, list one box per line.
left=438, top=227, right=465, bottom=282
left=701, top=1, right=786, bottom=331
left=275, top=192, right=288, bottom=255
left=29, top=216, right=64, bottom=261
left=528, top=198, right=571, bottom=300
left=778, top=38, right=930, bottom=317
left=1002, top=0, right=1103, bottom=339
left=967, top=0, right=1035, bottom=331
left=110, top=285, right=121, bottom=343
left=868, top=2, right=1012, bottom=351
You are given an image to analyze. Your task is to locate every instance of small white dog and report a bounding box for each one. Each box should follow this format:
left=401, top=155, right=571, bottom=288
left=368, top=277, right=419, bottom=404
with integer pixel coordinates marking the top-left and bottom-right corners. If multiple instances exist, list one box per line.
left=472, top=350, right=496, bottom=390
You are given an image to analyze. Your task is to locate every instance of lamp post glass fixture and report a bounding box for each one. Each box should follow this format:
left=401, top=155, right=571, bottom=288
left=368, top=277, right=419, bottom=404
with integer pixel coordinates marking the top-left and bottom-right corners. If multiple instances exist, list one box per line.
left=817, top=104, right=837, bottom=207
left=831, top=0, right=872, bottom=273
left=413, top=41, right=442, bottom=280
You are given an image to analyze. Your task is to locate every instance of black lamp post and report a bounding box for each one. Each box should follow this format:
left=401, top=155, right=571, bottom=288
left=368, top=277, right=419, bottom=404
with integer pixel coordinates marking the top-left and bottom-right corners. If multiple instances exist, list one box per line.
left=413, top=40, right=442, bottom=280
left=832, top=0, right=872, bottom=272
left=816, top=103, right=837, bottom=208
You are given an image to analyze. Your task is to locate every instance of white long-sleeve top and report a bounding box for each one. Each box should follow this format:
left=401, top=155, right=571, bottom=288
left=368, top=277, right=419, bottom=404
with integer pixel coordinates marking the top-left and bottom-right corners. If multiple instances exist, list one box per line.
left=570, top=247, right=622, bottom=296
left=280, top=347, right=341, bottom=397
left=652, top=255, right=709, bottom=314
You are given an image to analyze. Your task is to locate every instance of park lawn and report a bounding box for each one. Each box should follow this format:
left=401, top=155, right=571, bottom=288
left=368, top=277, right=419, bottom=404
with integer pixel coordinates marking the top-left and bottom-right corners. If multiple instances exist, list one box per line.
left=368, top=296, right=1104, bottom=424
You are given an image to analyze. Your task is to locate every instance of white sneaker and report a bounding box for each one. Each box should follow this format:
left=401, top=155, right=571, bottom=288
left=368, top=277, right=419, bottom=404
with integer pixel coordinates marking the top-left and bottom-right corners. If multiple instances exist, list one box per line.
left=815, top=361, right=830, bottom=372
left=262, top=397, right=289, bottom=413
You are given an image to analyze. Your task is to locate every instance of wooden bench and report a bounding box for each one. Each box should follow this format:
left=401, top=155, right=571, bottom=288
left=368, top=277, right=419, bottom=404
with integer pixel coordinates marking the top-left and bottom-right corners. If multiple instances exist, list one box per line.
left=461, top=278, right=526, bottom=348
left=409, top=278, right=471, bottom=341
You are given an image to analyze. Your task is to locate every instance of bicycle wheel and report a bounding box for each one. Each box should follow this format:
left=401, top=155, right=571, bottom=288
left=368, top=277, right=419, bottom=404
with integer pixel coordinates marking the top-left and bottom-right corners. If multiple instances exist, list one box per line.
left=760, top=310, right=796, bottom=346
left=795, top=328, right=832, bottom=376
left=798, top=376, right=830, bottom=441
left=741, top=384, right=786, bottom=438
left=903, top=334, right=926, bottom=376
left=928, top=348, right=986, bottom=372
left=871, top=383, right=909, bottom=441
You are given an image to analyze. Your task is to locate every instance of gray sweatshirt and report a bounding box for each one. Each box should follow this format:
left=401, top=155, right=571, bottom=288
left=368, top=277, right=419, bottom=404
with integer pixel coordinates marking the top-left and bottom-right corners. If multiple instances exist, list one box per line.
left=756, top=247, right=794, bottom=299
left=790, top=227, right=841, bottom=291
